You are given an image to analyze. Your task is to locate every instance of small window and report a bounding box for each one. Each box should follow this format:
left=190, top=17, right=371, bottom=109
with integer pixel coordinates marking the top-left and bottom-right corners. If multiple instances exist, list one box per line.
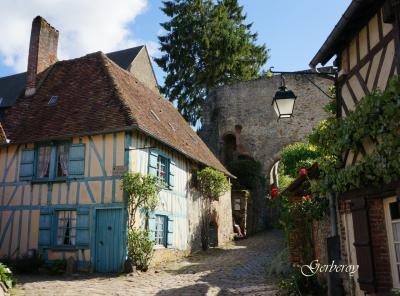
left=155, top=215, right=167, bottom=247
left=157, top=155, right=168, bottom=185
left=36, top=142, right=70, bottom=180
left=48, top=96, right=58, bottom=105
left=37, top=146, right=52, bottom=178
left=56, top=210, right=77, bottom=246
left=0, top=97, right=3, bottom=105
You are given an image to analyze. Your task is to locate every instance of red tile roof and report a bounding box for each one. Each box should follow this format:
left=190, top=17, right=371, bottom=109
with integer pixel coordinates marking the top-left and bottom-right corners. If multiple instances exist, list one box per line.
left=1, top=52, right=230, bottom=175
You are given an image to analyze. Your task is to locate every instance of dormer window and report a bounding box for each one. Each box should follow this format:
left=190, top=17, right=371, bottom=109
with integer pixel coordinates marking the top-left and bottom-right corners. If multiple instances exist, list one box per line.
left=48, top=96, right=58, bottom=106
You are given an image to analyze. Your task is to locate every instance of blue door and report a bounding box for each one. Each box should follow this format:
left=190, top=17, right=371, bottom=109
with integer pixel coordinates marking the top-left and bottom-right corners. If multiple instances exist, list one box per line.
left=95, top=208, right=124, bottom=272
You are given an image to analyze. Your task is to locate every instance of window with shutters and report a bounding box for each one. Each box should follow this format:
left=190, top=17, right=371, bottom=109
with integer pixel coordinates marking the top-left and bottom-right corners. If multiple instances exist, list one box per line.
left=38, top=208, right=89, bottom=249
left=148, top=150, right=175, bottom=189
left=20, top=142, right=85, bottom=182
left=56, top=210, right=77, bottom=246
left=36, top=142, right=69, bottom=180
left=384, top=197, right=400, bottom=289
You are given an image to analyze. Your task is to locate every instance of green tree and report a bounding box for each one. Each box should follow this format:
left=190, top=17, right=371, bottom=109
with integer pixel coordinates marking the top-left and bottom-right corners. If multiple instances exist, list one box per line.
left=197, top=167, right=230, bottom=249
left=121, top=172, right=161, bottom=229
left=156, top=0, right=268, bottom=125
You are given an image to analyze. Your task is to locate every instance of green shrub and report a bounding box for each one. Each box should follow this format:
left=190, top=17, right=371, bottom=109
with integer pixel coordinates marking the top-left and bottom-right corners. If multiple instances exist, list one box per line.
left=48, top=259, right=67, bottom=275
left=12, top=252, right=43, bottom=274
left=280, top=142, right=320, bottom=178
left=197, top=167, right=231, bottom=200
left=0, top=262, right=16, bottom=289
left=127, top=228, right=154, bottom=271
left=277, top=268, right=326, bottom=296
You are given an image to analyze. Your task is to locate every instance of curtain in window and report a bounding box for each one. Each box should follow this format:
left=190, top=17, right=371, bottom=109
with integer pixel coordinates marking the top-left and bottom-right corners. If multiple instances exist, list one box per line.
left=57, top=211, right=77, bottom=245
left=37, top=146, right=51, bottom=178
left=57, top=144, right=69, bottom=177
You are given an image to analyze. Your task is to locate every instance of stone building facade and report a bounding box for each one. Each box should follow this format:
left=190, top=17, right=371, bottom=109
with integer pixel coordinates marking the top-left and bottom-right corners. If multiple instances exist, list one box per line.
left=199, top=73, right=332, bottom=231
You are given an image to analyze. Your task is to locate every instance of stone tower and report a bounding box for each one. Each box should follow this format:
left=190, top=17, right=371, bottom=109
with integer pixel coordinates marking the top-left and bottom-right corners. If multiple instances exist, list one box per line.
left=199, top=73, right=332, bottom=231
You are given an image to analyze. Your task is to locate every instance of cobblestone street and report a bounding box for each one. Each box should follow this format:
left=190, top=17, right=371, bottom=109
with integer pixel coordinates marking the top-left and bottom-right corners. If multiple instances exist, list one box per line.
left=11, top=230, right=284, bottom=296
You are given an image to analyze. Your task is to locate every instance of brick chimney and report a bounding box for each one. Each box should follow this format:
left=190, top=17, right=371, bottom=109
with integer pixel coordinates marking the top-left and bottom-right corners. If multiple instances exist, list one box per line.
left=25, top=16, right=59, bottom=97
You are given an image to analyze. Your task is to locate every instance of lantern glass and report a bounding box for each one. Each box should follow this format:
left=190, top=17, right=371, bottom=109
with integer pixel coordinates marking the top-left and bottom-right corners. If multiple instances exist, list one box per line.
left=273, top=98, right=296, bottom=118
left=272, top=86, right=297, bottom=118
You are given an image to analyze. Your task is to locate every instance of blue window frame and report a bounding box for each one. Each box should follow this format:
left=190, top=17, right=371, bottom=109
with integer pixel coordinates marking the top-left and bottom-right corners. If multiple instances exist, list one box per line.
left=55, top=210, right=77, bottom=246
left=148, top=150, right=175, bottom=189
left=154, top=215, right=167, bottom=247
left=35, top=142, right=70, bottom=181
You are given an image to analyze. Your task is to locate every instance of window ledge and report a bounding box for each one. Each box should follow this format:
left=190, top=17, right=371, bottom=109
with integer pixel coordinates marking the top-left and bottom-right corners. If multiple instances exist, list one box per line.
left=31, top=178, right=68, bottom=184
left=50, top=246, right=88, bottom=251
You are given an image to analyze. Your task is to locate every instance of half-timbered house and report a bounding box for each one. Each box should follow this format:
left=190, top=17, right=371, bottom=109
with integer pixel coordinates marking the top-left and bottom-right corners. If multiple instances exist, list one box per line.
left=310, top=0, right=400, bottom=294
left=0, top=16, right=233, bottom=273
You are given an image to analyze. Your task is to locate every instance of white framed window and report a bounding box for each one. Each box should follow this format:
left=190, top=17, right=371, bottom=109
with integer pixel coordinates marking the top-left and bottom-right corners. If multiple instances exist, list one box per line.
left=56, top=210, right=77, bottom=246
left=384, top=196, right=400, bottom=289
left=154, top=215, right=167, bottom=247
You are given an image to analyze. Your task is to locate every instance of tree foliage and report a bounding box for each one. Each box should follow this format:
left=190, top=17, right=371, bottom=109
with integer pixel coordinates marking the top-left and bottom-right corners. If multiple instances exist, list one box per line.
left=121, top=172, right=161, bottom=229
left=156, top=0, right=268, bottom=125
left=127, top=228, right=155, bottom=271
left=197, top=167, right=231, bottom=200
left=280, top=142, right=321, bottom=179
left=196, top=167, right=230, bottom=250
left=227, top=159, right=264, bottom=189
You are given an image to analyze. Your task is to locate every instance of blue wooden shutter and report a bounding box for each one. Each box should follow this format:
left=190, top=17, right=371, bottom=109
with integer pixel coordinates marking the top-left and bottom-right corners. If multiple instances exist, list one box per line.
left=68, top=144, right=85, bottom=178
left=167, top=217, right=173, bottom=247
left=39, top=210, right=53, bottom=247
left=148, top=151, right=158, bottom=177
left=76, top=208, right=90, bottom=246
left=168, top=159, right=175, bottom=188
left=20, top=149, right=35, bottom=180
left=148, top=212, right=156, bottom=242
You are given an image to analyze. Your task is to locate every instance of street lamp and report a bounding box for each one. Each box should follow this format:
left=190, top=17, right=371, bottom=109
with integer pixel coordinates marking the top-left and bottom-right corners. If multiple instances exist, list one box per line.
left=272, top=75, right=297, bottom=119
left=269, top=68, right=336, bottom=119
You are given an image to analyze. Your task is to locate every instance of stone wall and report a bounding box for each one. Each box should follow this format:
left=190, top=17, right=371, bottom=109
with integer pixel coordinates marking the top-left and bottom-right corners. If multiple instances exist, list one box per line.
left=199, top=73, right=331, bottom=230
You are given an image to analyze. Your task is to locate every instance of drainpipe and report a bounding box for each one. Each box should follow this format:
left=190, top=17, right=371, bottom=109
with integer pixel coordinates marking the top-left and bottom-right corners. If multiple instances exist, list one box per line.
left=329, top=192, right=338, bottom=236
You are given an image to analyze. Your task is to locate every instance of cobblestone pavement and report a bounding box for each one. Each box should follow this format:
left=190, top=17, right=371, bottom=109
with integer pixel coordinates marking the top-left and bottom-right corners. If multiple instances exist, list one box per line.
left=12, top=230, right=284, bottom=296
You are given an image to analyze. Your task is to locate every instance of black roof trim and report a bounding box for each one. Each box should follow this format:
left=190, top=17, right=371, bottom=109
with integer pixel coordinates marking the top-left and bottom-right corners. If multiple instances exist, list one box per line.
left=310, top=0, right=386, bottom=67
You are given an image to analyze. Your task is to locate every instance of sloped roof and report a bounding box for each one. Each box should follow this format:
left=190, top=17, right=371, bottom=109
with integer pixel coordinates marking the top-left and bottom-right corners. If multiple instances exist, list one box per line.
left=0, top=46, right=144, bottom=109
left=0, top=72, right=26, bottom=108
left=310, top=0, right=385, bottom=67
left=0, top=123, right=6, bottom=144
left=1, top=52, right=230, bottom=176
left=106, top=46, right=144, bottom=70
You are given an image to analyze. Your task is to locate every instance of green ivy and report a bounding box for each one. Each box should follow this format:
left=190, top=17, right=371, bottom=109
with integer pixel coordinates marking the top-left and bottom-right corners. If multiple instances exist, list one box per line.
left=309, top=76, right=400, bottom=194
left=280, top=142, right=321, bottom=178
left=227, top=159, right=264, bottom=189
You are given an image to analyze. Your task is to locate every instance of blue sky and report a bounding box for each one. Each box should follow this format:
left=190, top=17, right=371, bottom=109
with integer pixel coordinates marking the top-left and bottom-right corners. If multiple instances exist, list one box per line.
left=0, top=0, right=351, bottom=85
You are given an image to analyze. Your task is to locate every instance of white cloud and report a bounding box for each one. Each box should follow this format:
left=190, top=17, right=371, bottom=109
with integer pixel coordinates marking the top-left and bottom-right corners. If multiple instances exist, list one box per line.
left=0, top=0, right=152, bottom=72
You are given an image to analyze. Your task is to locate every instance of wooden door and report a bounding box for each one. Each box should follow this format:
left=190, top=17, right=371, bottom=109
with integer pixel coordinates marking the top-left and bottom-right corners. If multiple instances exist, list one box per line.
left=95, top=208, right=124, bottom=273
